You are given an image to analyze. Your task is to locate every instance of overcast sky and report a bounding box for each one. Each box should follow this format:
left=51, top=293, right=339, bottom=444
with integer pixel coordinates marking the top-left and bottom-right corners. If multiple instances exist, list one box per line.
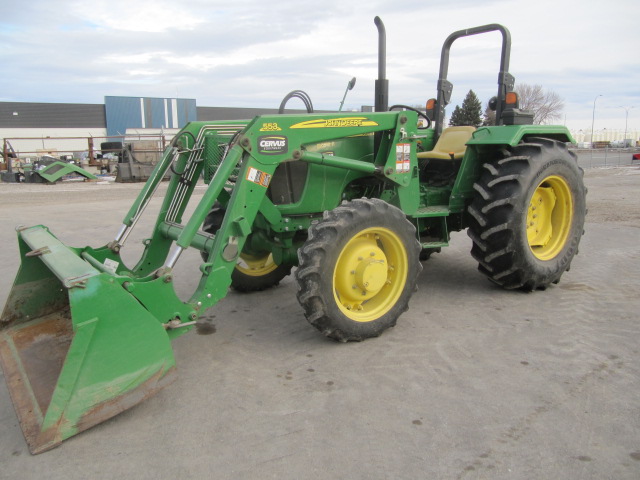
left=2, top=0, right=638, bottom=132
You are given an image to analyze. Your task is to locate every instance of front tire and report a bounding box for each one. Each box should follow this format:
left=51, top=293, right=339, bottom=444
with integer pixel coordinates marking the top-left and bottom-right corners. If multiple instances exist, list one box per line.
left=231, top=252, right=291, bottom=293
left=467, top=137, right=586, bottom=291
left=201, top=203, right=291, bottom=292
left=295, top=198, right=421, bottom=342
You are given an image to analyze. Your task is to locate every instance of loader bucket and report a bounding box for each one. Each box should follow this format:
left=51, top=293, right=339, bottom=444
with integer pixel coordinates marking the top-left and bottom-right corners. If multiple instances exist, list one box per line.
left=0, top=225, right=177, bottom=454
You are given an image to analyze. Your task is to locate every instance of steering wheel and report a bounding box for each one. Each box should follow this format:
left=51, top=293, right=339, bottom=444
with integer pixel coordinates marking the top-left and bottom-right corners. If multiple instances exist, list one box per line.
left=389, top=104, right=432, bottom=130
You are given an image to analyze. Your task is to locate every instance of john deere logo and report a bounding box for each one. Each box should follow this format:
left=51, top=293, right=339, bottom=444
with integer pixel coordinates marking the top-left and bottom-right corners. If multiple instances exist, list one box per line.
left=258, top=135, right=288, bottom=155
left=290, top=117, right=379, bottom=129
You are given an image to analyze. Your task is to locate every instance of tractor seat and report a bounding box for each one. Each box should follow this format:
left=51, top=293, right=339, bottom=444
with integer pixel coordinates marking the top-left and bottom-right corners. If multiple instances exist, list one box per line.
left=418, top=126, right=476, bottom=161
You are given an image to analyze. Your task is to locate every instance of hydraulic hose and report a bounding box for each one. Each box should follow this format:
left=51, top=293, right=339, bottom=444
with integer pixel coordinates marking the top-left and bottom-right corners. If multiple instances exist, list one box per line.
left=278, top=90, right=314, bottom=113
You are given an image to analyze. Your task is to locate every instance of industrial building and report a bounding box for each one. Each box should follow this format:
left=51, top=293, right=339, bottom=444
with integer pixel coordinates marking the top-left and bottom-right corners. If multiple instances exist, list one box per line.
left=0, top=96, right=317, bottom=158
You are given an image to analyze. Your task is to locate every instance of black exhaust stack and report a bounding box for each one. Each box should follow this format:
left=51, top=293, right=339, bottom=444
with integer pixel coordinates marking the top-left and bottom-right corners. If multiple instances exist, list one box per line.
left=374, top=16, right=388, bottom=113
left=373, top=17, right=388, bottom=159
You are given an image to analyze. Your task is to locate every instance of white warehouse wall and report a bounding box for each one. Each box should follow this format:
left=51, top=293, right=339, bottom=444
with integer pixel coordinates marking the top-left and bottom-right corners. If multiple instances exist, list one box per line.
left=1, top=128, right=108, bottom=158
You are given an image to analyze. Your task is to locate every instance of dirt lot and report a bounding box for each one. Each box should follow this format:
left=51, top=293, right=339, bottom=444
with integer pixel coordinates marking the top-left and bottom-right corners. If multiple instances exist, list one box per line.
left=0, top=167, right=639, bottom=479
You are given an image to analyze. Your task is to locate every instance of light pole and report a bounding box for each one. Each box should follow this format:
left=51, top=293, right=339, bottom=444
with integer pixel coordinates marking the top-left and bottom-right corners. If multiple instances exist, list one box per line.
left=591, top=94, right=602, bottom=148
left=619, top=106, right=634, bottom=147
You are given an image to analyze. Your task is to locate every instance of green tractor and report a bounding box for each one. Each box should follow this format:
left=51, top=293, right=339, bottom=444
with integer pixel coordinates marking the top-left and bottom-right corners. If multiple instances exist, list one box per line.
left=0, top=17, right=586, bottom=453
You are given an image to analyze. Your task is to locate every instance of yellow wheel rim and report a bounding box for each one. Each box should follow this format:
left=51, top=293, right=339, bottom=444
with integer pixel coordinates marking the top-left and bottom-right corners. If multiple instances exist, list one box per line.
left=235, top=252, right=279, bottom=277
left=333, top=227, right=408, bottom=322
left=527, top=175, right=573, bottom=261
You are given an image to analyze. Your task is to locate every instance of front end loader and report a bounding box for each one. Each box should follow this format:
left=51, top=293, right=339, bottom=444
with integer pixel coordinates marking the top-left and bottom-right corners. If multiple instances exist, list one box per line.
left=0, top=17, right=585, bottom=453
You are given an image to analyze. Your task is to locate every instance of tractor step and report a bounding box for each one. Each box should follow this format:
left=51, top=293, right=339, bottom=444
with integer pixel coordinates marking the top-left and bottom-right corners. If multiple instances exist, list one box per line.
left=413, top=206, right=450, bottom=248
left=421, top=241, right=448, bottom=248
left=412, top=205, right=450, bottom=218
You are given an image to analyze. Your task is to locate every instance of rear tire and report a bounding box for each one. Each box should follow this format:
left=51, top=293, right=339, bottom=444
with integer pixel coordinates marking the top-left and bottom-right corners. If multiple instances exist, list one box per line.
left=467, top=138, right=586, bottom=291
left=296, top=198, right=421, bottom=342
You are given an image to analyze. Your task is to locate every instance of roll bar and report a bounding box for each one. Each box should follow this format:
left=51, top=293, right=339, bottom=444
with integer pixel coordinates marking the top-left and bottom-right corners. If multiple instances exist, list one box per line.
left=434, top=24, right=514, bottom=137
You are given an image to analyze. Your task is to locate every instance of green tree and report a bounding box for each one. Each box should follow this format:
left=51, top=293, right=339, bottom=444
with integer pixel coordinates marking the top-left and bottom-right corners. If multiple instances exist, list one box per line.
left=449, top=89, right=482, bottom=127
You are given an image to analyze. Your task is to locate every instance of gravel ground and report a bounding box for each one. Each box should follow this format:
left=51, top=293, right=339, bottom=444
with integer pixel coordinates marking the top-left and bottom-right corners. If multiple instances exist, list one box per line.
left=581, top=167, right=640, bottom=227
left=0, top=166, right=639, bottom=480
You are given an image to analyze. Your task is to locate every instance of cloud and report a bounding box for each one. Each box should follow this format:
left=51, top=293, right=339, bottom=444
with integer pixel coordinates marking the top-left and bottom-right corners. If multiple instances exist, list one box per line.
left=1, top=0, right=639, bottom=130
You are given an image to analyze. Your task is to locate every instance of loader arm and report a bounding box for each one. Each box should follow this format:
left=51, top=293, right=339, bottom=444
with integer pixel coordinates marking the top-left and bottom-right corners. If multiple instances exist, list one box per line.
left=110, top=112, right=418, bottom=316
left=158, top=111, right=422, bottom=312
left=97, top=110, right=424, bottom=320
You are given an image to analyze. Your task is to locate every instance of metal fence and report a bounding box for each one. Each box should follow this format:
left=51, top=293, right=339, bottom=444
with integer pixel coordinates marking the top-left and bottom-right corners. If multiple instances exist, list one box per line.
left=572, top=148, right=640, bottom=169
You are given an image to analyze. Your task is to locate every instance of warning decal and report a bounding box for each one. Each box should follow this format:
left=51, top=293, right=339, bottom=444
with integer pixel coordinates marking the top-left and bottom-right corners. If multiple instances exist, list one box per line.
left=103, top=258, right=119, bottom=274
left=246, top=167, right=272, bottom=188
left=395, top=143, right=411, bottom=173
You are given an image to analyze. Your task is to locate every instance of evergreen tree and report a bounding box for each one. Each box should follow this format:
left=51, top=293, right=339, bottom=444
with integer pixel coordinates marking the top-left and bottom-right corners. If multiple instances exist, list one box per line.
left=449, top=90, right=483, bottom=127
left=449, top=106, right=462, bottom=125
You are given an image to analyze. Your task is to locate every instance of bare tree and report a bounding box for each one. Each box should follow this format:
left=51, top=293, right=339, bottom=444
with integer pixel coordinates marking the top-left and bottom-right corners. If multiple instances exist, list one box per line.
left=514, top=83, right=564, bottom=124
left=482, top=101, right=496, bottom=126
